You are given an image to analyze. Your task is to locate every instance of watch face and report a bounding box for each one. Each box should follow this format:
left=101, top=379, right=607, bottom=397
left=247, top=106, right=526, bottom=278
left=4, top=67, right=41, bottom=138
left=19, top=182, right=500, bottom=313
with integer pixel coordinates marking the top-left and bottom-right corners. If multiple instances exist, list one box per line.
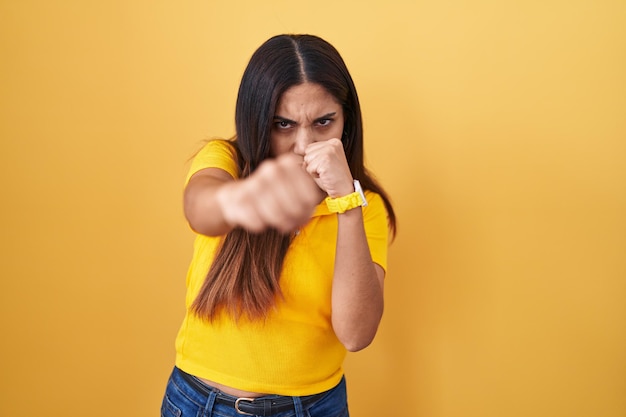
left=353, top=180, right=368, bottom=207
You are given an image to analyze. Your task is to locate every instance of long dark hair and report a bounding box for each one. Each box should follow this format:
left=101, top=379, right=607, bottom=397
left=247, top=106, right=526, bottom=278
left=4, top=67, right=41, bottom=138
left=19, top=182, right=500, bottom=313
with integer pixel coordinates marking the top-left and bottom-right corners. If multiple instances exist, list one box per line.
left=191, top=34, right=397, bottom=321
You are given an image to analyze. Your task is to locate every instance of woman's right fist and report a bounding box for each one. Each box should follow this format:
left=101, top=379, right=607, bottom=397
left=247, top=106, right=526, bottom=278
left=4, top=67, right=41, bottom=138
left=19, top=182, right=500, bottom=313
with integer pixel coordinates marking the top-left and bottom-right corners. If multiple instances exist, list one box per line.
left=216, top=153, right=323, bottom=233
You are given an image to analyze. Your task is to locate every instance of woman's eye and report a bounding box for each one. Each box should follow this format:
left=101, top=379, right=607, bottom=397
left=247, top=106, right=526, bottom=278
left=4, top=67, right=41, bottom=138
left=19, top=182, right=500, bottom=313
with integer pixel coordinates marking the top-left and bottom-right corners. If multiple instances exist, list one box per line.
left=275, top=121, right=291, bottom=129
left=317, top=119, right=332, bottom=127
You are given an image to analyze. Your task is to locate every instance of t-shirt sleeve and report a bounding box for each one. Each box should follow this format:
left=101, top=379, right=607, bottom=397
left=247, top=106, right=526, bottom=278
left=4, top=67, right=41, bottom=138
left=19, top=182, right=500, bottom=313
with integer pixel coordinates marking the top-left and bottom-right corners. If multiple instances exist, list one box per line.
left=185, top=140, right=239, bottom=186
left=362, top=191, right=391, bottom=274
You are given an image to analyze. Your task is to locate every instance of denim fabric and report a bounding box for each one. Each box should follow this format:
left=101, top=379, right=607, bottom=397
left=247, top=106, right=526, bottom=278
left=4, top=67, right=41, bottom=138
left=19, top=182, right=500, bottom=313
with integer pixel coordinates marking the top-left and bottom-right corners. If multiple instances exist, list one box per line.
left=161, top=367, right=349, bottom=417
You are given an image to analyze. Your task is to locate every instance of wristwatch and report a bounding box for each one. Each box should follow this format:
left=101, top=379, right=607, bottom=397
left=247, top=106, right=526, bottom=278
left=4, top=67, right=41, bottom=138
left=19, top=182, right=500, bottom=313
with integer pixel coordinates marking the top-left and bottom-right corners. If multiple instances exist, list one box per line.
left=325, top=180, right=369, bottom=214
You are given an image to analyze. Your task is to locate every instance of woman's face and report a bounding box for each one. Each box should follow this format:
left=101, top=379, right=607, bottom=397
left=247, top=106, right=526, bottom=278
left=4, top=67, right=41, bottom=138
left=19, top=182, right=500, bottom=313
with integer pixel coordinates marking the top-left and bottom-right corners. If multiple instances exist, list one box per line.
left=270, top=82, right=345, bottom=157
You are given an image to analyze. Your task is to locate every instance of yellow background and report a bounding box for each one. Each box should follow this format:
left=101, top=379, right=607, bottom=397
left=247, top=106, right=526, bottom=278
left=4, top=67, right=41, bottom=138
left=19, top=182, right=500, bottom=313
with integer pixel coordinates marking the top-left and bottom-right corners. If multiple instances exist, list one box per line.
left=1, top=1, right=624, bottom=416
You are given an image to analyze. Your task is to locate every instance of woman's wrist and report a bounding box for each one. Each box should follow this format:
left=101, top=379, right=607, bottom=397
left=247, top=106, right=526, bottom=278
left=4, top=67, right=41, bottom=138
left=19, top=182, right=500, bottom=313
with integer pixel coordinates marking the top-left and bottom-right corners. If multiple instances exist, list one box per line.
left=325, top=180, right=367, bottom=214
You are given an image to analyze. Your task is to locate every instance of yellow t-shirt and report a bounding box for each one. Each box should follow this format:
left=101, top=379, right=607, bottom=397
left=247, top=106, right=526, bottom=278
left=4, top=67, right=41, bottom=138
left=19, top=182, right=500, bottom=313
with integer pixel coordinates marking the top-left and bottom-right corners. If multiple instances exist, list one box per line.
left=175, top=140, right=390, bottom=396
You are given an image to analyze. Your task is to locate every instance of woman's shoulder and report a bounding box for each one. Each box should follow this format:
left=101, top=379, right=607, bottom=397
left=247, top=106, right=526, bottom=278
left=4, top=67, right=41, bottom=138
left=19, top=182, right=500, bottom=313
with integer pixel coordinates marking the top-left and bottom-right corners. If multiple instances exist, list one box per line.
left=197, top=138, right=237, bottom=155
left=194, top=138, right=238, bottom=163
left=363, top=189, right=383, bottom=204
left=186, top=139, right=239, bottom=183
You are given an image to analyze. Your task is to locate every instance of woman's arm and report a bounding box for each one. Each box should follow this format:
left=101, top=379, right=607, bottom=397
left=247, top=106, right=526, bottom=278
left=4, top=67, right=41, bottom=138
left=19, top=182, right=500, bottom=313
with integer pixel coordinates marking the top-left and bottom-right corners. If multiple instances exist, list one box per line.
left=302, top=138, right=385, bottom=351
left=332, top=208, right=385, bottom=352
left=183, top=167, right=236, bottom=236
left=184, top=153, right=322, bottom=236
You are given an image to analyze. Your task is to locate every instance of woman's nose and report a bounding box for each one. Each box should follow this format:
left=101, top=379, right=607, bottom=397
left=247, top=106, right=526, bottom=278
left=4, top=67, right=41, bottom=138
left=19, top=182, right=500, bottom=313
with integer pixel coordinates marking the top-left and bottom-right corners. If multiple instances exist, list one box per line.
left=293, top=128, right=313, bottom=156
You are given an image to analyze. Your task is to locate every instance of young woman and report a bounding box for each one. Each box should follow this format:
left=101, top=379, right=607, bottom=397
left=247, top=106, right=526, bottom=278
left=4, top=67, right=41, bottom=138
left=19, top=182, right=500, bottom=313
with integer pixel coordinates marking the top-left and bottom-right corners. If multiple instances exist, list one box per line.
left=162, top=34, right=396, bottom=417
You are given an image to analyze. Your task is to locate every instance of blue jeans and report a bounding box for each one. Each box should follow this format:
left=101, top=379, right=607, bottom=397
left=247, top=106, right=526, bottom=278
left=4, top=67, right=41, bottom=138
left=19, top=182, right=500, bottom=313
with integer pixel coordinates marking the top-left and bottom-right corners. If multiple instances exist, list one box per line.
left=161, top=367, right=349, bottom=417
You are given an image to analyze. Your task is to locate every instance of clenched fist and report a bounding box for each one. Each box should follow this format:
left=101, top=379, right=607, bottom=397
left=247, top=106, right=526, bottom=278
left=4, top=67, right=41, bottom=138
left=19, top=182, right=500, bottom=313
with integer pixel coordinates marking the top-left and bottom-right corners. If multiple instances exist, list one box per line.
left=303, top=138, right=354, bottom=198
left=216, top=153, right=324, bottom=233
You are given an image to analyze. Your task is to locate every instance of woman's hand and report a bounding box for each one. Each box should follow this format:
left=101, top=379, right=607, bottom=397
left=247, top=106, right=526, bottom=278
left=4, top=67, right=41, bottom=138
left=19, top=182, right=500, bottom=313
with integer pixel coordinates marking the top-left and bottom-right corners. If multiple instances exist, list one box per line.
left=303, top=139, right=385, bottom=352
left=216, top=153, right=323, bottom=233
left=185, top=138, right=354, bottom=236
left=302, top=138, right=354, bottom=198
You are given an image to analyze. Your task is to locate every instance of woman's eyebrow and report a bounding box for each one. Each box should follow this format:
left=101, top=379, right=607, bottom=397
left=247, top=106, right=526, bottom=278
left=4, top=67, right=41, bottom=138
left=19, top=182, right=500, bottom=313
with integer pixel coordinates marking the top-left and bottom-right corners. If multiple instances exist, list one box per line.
left=273, top=112, right=337, bottom=124
left=313, top=112, right=337, bottom=122
left=273, top=115, right=297, bottom=124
